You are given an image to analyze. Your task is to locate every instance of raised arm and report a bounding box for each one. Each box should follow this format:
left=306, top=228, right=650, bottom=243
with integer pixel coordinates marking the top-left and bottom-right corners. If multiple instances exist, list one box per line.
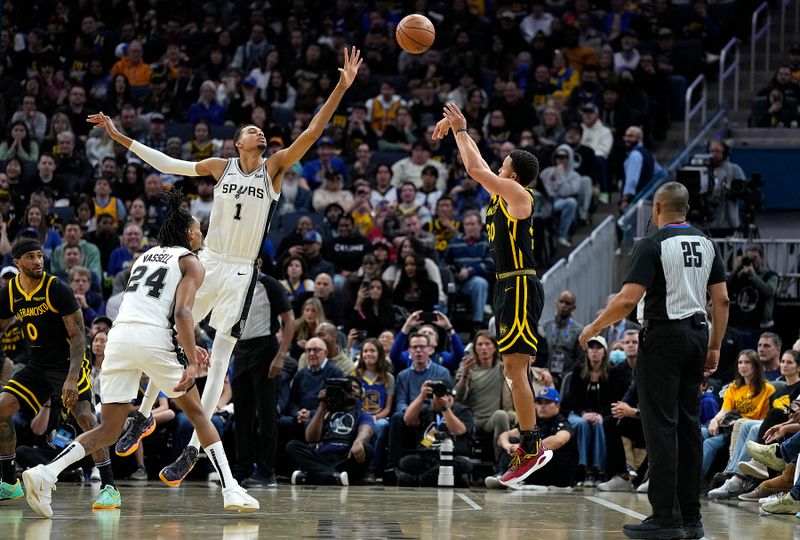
left=87, top=112, right=227, bottom=180
left=434, top=103, right=531, bottom=219
left=267, top=47, right=363, bottom=188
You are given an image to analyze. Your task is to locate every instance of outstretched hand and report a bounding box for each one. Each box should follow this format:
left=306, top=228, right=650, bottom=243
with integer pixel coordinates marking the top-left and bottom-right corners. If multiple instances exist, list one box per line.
left=87, top=112, right=122, bottom=141
left=338, top=46, right=363, bottom=88
left=431, top=117, right=451, bottom=140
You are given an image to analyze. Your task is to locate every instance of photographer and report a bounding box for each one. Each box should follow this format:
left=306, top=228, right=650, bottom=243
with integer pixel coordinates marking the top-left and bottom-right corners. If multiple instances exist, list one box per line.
left=706, top=140, right=747, bottom=235
left=389, top=310, right=465, bottom=373
left=728, top=245, right=779, bottom=337
left=396, top=379, right=474, bottom=487
left=286, top=377, right=375, bottom=486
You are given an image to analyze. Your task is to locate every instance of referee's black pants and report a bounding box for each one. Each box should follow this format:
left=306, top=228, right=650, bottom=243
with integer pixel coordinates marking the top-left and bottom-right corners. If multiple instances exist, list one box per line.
left=231, top=335, right=279, bottom=479
left=636, top=317, right=707, bottom=527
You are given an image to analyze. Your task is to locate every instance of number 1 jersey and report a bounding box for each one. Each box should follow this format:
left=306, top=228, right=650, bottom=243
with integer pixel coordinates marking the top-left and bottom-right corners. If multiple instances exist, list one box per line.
left=115, top=246, right=193, bottom=329
left=205, top=158, right=281, bottom=260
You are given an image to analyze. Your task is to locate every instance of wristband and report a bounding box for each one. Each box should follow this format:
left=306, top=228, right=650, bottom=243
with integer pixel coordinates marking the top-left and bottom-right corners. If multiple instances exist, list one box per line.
left=444, top=327, right=454, bottom=333
left=456, top=128, right=468, bottom=133
left=442, top=405, right=450, bottom=412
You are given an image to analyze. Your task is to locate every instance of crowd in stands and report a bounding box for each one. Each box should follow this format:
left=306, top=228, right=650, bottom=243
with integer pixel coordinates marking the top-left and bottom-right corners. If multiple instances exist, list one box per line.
left=1, top=0, right=798, bottom=505
left=750, top=47, right=800, bottom=128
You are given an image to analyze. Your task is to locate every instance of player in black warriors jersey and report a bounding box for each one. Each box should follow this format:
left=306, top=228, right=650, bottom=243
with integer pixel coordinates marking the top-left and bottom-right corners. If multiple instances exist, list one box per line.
left=0, top=239, right=119, bottom=508
left=433, top=103, right=552, bottom=486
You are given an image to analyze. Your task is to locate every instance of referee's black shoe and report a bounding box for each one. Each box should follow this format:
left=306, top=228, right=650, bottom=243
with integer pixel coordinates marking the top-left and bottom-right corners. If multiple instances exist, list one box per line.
left=681, top=519, right=704, bottom=539
left=622, top=517, right=685, bottom=539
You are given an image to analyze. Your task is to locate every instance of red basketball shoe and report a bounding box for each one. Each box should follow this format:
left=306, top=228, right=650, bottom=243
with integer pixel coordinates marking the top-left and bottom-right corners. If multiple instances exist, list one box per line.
left=498, top=443, right=553, bottom=486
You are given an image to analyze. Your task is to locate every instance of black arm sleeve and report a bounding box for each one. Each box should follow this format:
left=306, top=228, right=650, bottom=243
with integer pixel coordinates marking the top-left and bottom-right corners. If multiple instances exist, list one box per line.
left=262, top=275, right=292, bottom=316
left=708, top=244, right=726, bottom=285
left=624, top=237, right=660, bottom=287
left=0, top=285, right=11, bottom=319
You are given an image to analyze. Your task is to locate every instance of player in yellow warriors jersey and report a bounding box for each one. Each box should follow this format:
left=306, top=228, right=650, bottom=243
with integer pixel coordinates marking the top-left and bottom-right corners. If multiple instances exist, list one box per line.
left=433, top=103, right=553, bottom=486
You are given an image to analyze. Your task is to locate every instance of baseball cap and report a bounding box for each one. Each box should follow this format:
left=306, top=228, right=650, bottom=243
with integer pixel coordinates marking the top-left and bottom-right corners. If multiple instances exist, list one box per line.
left=242, top=76, right=257, bottom=87
left=536, top=387, right=561, bottom=404
left=91, top=315, right=113, bottom=328
left=302, top=231, right=323, bottom=244
left=0, top=266, right=19, bottom=278
left=587, top=335, right=608, bottom=351
left=317, top=135, right=334, bottom=147
left=580, top=103, right=598, bottom=114
left=268, top=136, right=284, bottom=147
left=621, top=29, right=638, bottom=39
left=658, top=27, right=674, bottom=38
left=150, top=112, right=165, bottom=122
left=498, top=9, right=515, bottom=20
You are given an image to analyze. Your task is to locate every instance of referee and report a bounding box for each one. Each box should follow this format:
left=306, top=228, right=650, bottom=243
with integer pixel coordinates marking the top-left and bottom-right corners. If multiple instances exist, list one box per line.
left=579, top=182, right=729, bottom=540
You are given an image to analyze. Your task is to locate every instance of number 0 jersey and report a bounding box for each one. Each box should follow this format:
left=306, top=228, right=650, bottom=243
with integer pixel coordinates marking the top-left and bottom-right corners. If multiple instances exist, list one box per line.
left=206, top=158, right=281, bottom=260
left=0, top=273, right=80, bottom=368
left=485, top=189, right=537, bottom=274
left=115, top=246, right=193, bottom=329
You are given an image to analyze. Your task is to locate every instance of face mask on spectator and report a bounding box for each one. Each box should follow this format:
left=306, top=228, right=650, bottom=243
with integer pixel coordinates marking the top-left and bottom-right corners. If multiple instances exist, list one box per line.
left=609, top=350, right=627, bottom=365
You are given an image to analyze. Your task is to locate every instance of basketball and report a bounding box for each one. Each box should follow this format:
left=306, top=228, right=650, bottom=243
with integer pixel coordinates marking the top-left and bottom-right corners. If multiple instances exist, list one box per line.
left=396, top=14, right=435, bottom=54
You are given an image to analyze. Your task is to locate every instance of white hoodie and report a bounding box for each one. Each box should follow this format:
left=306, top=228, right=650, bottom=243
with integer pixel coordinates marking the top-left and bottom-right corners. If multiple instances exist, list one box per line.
left=580, top=119, right=613, bottom=158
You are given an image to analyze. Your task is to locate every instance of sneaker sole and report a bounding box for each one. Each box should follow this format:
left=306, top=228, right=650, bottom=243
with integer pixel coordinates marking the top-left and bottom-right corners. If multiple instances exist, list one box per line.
left=115, top=419, right=157, bottom=457
left=159, top=471, right=184, bottom=488
left=498, top=449, right=554, bottom=487
left=22, top=470, right=53, bottom=518
left=224, top=503, right=259, bottom=513
left=0, top=492, right=24, bottom=501
left=92, top=503, right=121, bottom=509
left=738, top=462, right=769, bottom=480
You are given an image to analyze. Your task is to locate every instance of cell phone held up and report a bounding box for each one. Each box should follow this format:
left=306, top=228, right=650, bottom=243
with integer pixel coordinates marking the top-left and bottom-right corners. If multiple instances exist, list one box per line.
left=420, top=312, right=436, bottom=324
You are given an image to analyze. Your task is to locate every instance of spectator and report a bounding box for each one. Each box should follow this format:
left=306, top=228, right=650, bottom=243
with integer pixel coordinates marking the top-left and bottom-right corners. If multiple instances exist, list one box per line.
left=599, top=294, right=642, bottom=344
left=279, top=255, right=314, bottom=305
left=705, top=140, right=747, bottom=234
left=619, top=127, right=659, bottom=212
left=352, top=338, right=395, bottom=476
left=50, top=220, right=102, bottom=279
left=111, top=40, right=152, bottom=90
left=758, top=333, right=784, bottom=381
left=539, top=145, right=593, bottom=246
left=396, top=378, right=473, bottom=487
left=326, top=214, right=371, bottom=280
left=391, top=141, right=448, bottom=192
left=275, top=164, right=312, bottom=215
left=488, top=387, right=578, bottom=489
left=312, top=170, right=353, bottom=213
left=728, top=245, right=779, bottom=337
left=562, top=335, right=613, bottom=486
left=10, top=94, right=47, bottom=142
left=540, top=290, right=585, bottom=385
left=183, top=121, right=220, bottom=161
left=455, top=331, right=512, bottom=459
left=366, top=80, right=405, bottom=136
left=92, top=177, right=127, bottom=229
left=350, top=180, right=376, bottom=237
left=614, top=30, right=641, bottom=72
left=389, top=310, right=464, bottom=374
left=27, top=154, right=64, bottom=201
left=299, top=232, right=335, bottom=279
left=550, top=51, right=580, bottom=96
left=287, top=376, right=374, bottom=486
left=0, top=121, right=39, bottom=162
left=58, top=86, right=95, bottom=140
left=533, top=107, right=565, bottom=148
left=304, top=273, right=343, bottom=328
left=705, top=350, right=775, bottom=494
left=69, top=266, right=105, bottom=327
left=291, top=297, right=326, bottom=359
left=298, top=322, right=356, bottom=376
left=264, top=70, right=297, bottom=113
left=108, top=223, right=143, bottom=276
left=345, top=110, right=378, bottom=161
left=394, top=183, right=432, bottom=225
left=186, top=81, right=227, bottom=126
left=445, top=210, right=494, bottom=332
left=190, top=177, right=214, bottom=224
left=392, top=253, right=439, bottom=314
left=352, top=278, right=395, bottom=339
left=302, top=136, right=348, bottom=190
left=54, top=131, right=92, bottom=194
left=753, top=87, right=799, bottom=128
left=579, top=103, right=613, bottom=202
left=86, top=213, right=119, bottom=272
left=758, top=64, right=800, bottom=102
left=19, top=204, right=61, bottom=259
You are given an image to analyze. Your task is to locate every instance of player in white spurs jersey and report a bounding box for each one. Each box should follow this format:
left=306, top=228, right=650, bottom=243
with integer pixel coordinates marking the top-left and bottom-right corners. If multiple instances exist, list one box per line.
left=87, top=47, right=363, bottom=485
left=22, top=191, right=259, bottom=517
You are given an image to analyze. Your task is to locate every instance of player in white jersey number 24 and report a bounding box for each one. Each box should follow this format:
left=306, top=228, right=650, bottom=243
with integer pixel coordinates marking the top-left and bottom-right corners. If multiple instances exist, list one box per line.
left=22, top=190, right=259, bottom=517
left=87, top=47, right=364, bottom=486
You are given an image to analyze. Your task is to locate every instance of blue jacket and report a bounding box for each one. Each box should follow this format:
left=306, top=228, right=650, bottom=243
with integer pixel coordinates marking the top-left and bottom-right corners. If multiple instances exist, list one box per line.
left=389, top=330, right=465, bottom=373
left=395, top=361, right=452, bottom=411
left=444, top=233, right=494, bottom=279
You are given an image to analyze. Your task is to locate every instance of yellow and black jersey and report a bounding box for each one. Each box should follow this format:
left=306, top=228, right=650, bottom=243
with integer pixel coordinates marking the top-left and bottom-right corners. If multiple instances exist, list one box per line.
left=0, top=273, right=80, bottom=368
left=485, top=189, right=536, bottom=274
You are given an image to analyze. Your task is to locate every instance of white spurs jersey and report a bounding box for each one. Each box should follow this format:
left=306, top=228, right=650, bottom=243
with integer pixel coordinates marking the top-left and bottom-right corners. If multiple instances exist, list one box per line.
left=115, top=246, right=193, bottom=329
left=205, top=158, right=281, bottom=260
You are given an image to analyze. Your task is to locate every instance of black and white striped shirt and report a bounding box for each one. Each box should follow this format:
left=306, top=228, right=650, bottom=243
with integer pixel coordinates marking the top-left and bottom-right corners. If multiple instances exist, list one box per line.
left=625, top=223, right=726, bottom=323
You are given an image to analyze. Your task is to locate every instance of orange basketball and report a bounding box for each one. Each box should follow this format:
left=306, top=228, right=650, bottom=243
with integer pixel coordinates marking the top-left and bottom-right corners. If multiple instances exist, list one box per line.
left=396, top=14, right=435, bottom=54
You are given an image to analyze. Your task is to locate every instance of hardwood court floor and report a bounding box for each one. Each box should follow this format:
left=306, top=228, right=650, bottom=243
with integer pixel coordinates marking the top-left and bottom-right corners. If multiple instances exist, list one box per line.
left=2, top=481, right=798, bottom=539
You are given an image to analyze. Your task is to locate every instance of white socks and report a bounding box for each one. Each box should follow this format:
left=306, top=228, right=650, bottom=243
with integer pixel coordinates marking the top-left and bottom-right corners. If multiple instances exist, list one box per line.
left=43, top=441, right=86, bottom=479
left=187, top=335, right=236, bottom=450
left=137, top=382, right=160, bottom=417
left=205, top=441, right=235, bottom=490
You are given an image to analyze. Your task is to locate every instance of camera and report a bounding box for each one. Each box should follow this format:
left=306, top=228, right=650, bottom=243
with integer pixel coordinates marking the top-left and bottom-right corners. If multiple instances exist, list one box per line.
left=356, top=330, right=367, bottom=340
left=430, top=380, right=449, bottom=398
left=420, top=312, right=436, bottom=324
left=740, top=256, right=753, bottom=267
left=323, top=378, right=355, bottom=411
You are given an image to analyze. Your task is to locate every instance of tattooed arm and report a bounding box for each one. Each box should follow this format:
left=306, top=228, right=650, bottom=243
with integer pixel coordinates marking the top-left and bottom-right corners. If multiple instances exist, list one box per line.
left=62, top=309, right=87, bottom=408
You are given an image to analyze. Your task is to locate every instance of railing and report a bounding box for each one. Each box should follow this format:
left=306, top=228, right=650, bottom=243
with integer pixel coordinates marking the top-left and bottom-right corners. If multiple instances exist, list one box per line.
left=780, top=0, right=800, bottom=53
left=718, top=38, right=740, bottom=112
left=684, top=75, right=707, bottom=143
left=750, top=2, right=771, bottom=91
left=540, top=216, right=617, bottom=326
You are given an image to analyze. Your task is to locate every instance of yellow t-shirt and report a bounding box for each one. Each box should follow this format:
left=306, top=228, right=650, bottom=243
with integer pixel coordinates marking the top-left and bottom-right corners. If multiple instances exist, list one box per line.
left=722, top=382, right=776, bottom=419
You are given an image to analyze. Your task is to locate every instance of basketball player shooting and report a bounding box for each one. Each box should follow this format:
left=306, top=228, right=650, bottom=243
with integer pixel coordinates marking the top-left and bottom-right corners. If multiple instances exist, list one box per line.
left=432, top=103, right=552, bottom=485
left=87, top=46, right=363, bottom=486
